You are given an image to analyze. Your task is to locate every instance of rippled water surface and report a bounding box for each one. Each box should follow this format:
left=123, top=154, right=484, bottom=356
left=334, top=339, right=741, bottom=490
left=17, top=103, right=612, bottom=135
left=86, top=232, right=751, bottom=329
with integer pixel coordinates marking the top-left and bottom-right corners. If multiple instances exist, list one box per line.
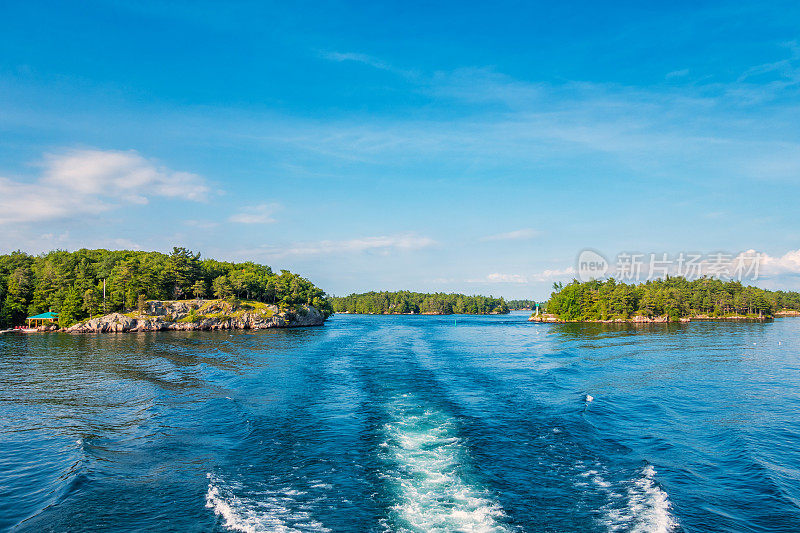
left=2, top=312, right=800, bottom=532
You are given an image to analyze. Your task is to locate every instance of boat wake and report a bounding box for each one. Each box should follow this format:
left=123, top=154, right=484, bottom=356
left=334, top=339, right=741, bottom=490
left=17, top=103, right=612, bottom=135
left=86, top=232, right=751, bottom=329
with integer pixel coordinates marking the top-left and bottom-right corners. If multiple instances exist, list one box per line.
left=205, top=473, right=330, bottom=533
left=589, top=464, right=677, bottom=533
left=378, top=394, right=510, bottom=532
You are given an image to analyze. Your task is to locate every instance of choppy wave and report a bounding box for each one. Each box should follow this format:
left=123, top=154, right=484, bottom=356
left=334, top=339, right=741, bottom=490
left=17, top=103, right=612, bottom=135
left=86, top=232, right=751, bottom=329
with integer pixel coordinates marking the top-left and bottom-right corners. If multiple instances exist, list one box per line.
left=378, top=394, right=510, bottom=532
left=206, top=474, right=330, bottom=533
left=595, top=464, right=677, bottom=533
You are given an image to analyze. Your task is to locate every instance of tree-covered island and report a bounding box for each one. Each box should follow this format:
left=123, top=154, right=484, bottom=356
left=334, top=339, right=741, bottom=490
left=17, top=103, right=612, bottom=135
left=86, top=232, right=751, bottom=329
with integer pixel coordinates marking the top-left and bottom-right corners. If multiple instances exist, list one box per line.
left=506, top=299, right=538, bottom=310
left=331, top=291, right=509, bottom=315
left=0, top=248, right=332, bottom=329
left=535, top=277, right=800, bottom=323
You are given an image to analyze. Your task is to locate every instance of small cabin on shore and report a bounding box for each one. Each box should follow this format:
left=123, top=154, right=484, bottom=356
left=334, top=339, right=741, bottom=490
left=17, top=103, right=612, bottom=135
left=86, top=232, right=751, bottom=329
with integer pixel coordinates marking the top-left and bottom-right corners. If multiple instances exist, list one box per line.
left=26, top=311, right=59, bottom=328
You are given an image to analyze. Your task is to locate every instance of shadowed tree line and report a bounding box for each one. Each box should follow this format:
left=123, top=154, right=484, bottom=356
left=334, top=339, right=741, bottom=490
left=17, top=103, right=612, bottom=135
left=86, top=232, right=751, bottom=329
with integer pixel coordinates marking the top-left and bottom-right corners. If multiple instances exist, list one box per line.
left=331, top=291, right=509, bottom=315
left=546, top=277, right=800, bottom=321
left=0, top=248, right=332, bottom=328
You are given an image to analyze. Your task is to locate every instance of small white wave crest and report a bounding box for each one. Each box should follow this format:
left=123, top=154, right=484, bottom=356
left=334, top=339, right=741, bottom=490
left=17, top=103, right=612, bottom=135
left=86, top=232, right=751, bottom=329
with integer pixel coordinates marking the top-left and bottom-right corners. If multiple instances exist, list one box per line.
left=600, top=465, right=677, bottom=533
left=379, top=395, right=510, bottom=532
left=205, top=474, right=329, bottom=533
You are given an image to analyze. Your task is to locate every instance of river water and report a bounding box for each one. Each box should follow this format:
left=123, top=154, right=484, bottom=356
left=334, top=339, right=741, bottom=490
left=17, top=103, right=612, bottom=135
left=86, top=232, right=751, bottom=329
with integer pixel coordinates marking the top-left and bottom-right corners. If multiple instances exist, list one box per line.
left=1, top=312, right=799, bottom=532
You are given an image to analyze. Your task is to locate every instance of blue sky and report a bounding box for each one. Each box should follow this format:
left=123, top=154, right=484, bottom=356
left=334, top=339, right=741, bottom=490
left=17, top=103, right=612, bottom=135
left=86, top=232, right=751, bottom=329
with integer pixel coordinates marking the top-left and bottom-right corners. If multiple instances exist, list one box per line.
left=1, top=1, right=799, bottom=299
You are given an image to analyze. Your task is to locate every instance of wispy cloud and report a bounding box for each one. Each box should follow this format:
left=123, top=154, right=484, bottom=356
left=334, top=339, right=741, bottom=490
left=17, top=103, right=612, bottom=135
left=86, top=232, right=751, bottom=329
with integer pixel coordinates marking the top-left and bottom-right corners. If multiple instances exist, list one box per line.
left=486, top=273, right=528, bottom=283
left=320, top=51, right=394, bottom=71
left=469, top=266, right=577, bottom=284
left=737, top=40, right=800, bottom=85
left=227, top=60, right=800, bottom=189
left=745, top=248, right=800, bottom=278
left=428, top=67, right=543, bottom=107
left=531, top=267, right=576, bottom=282
left=184, top=219, right=219, bottom=229
left=319, top=50, right=419, bottom=79
left=229, top=203, right=279, bottom=224
left=665, top=69, right=690, bottom=79
left=480, top=228, right=541, bottom=242
left=0, top=148, right=210, bottom=225
left=467, top=272, right=528, bottom=283
left=246, top=233, right=436, bottom=258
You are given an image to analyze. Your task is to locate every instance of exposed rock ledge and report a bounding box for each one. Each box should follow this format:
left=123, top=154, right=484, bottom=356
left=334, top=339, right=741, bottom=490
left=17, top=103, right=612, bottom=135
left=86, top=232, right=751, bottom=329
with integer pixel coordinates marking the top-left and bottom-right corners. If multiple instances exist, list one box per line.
left=527, top=313, right=770, bottom=323
left=66, top=299, right=326, bottom=333
left=528, top=313, right=691, bottom=323
left=528, top=313, right=689, bottom=323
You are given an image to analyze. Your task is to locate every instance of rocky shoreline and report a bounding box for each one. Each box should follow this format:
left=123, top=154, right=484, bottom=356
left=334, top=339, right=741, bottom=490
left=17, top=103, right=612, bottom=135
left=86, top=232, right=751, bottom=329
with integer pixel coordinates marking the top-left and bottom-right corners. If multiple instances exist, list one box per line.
left=528, top=313, right=772, bottom=324
left=64, top=299, right=326, bottom=333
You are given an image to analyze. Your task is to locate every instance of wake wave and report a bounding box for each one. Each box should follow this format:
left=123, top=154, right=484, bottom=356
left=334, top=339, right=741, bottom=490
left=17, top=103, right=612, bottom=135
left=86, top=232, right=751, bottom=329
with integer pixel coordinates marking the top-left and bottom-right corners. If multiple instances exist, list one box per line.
left=379, top=394, right=510, bottom=532
left=594, top=464, right=677, bottom=533
left=205, top=474, right=329, bottom=533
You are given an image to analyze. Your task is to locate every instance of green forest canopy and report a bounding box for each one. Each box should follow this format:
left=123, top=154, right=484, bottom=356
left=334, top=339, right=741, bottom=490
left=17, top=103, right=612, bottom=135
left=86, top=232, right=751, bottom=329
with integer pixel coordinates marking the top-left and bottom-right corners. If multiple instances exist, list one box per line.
left=331, top=291, right=509, bottom=315
left=0, top=248, right=332, bottom=328
left=506, top=299, right=538, bottom=309
left=545, top=277, right=800, bottom=321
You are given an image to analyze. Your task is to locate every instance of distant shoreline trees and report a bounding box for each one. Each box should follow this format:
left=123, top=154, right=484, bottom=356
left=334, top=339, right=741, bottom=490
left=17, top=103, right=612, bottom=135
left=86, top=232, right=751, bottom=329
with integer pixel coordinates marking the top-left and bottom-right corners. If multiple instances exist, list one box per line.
left=506, top=299, right=538, bottom=309
left=545, top=277, right=800, bottom=321
left=0, top=248, right=332, bottom=328
left=331, top=291, right=509, bottom=315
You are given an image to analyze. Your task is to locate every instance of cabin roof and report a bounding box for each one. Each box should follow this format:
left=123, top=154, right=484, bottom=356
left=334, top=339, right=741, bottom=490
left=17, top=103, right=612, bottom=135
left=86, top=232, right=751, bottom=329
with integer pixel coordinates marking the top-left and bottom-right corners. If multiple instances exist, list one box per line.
left=26, top=311, right=59, bottom=320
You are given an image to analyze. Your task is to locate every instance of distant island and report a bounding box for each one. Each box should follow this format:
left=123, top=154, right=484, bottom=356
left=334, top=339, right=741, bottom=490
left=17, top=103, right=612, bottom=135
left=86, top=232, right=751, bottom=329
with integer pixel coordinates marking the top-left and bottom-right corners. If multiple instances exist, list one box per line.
left=506, top=299, right=538, bottom=310
left=331, top=291, right=510, bottom=315
left=531, top=277, right=800, bottom=323
left=0, top=248, right=332, bottom=331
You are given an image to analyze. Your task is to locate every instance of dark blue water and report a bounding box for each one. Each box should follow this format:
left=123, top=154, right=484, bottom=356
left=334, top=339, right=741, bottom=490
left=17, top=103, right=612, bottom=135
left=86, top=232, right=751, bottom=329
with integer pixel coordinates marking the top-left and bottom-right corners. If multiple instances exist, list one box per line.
left=2, top=312, right=799, bottom=532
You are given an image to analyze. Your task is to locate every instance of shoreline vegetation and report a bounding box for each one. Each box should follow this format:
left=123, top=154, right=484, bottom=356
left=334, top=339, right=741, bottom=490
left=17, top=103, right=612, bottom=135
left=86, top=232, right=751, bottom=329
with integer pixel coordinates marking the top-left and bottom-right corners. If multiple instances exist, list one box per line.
left=531, top=277, right=800, bottom=323
left=331, top=291, right=510, bottom=315
left=0, top=248, right=332, bottom=330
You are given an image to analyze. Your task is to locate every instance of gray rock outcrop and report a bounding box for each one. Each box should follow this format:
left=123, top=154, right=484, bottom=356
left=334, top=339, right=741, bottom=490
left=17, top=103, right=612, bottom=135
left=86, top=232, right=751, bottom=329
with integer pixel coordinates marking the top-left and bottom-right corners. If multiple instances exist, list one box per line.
left=66, top=300, right=326, bottom=333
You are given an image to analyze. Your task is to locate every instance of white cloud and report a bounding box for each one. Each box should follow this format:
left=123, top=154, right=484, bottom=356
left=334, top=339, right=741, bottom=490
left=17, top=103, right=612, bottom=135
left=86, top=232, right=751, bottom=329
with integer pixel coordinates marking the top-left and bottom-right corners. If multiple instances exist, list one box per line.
left=638, top=249, right=800, bottom=281
left=469, top=266, right=577, bottom=284
left=245, top=51, right=800, bottom=187
left=106, top=238, right=143, bottom=250
left=481, top=228, right=541, bottom=242
left=229, top=203, right=279, bottom=224
left=247, top=233, right=436, bottom=258
left=486, top=273, right=528, bottom=283
left=320, top=50, right=417, bottom=78
left=749, top=248, right=800, bottom=277
left=42, top=149, right=208, bottom=202
left=321, top=51, right=390, bottom=69
left=665, top=69, right=690, bottom=79
left=184, top=219, right=219, bottom=229
left=532, top=267, right=576, bottom=281
left=0, top=176, right=101, bottom=224
left=467, top=272, right=528, bottom=283
left=0, top=148, right=210, bottom=225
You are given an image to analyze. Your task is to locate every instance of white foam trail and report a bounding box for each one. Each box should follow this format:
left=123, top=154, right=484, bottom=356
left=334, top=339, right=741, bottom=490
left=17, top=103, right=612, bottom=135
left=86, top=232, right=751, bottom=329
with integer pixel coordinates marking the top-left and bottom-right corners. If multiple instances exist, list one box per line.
left=206, top=474, right=329, bottom=533
left=599, top=465, right=677, bottom=533
left=380, top=395, right=509, bottom=532
left=625, top=465, right=676, bottom=533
